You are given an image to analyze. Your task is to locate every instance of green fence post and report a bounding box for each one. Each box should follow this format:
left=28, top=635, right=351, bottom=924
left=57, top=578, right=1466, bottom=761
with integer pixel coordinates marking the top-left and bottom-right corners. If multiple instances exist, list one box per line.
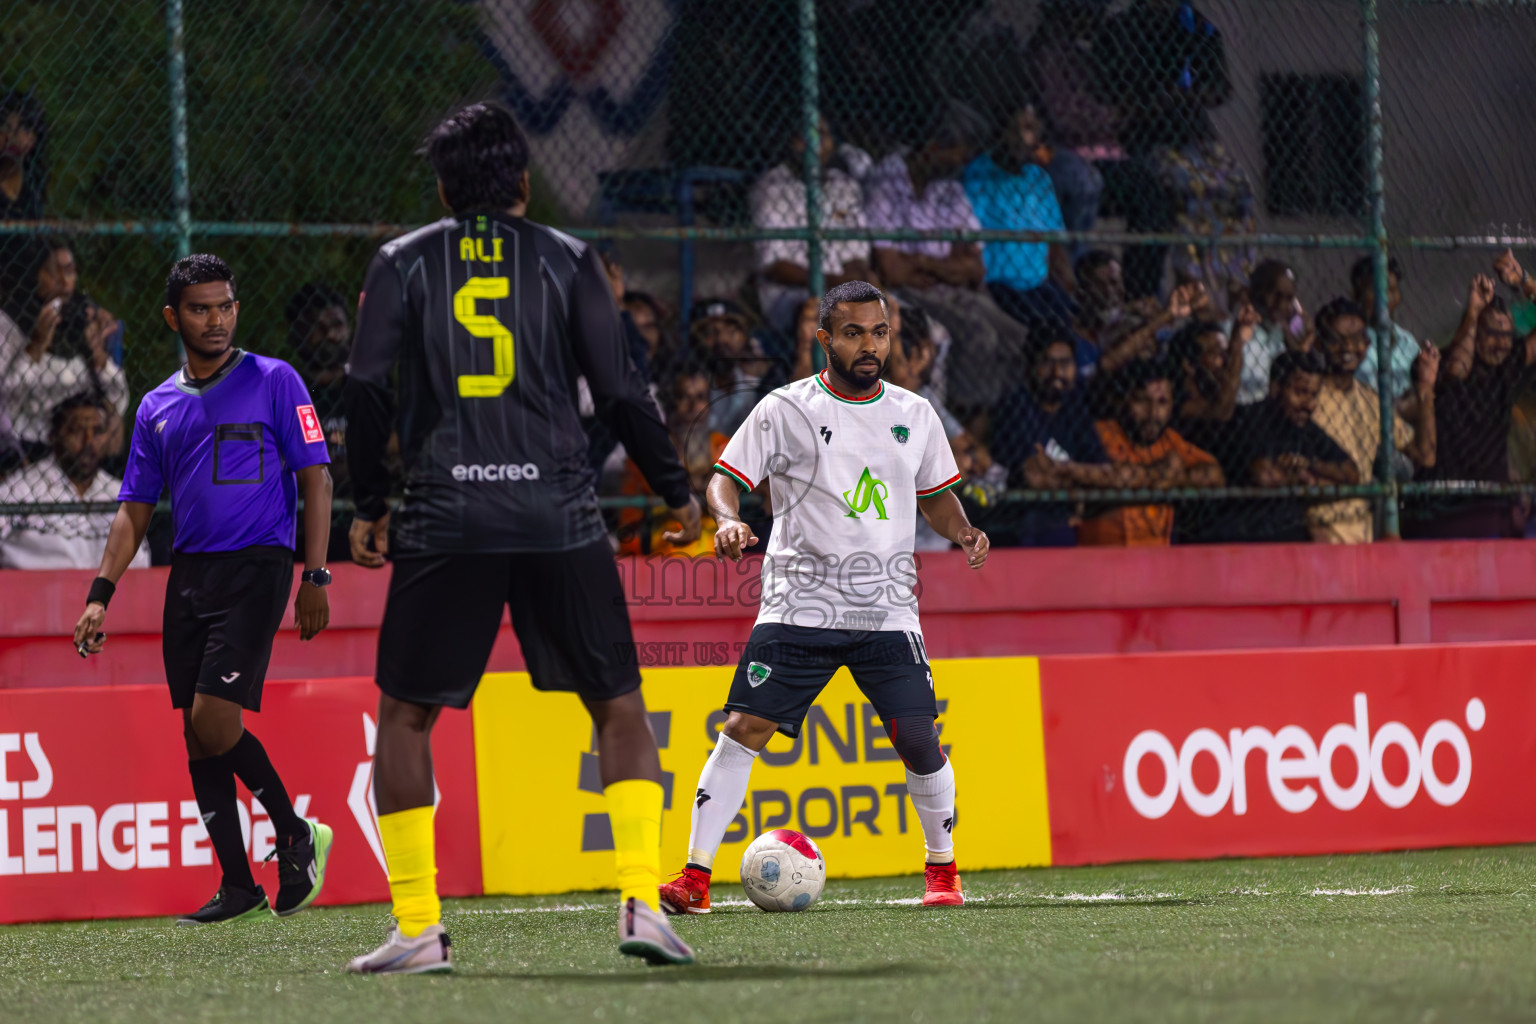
left=798, top=0, right=826, bottom=371
left=1363, top=0, right=1400, bottom=538
left=165, top=0, right=192, bottom=261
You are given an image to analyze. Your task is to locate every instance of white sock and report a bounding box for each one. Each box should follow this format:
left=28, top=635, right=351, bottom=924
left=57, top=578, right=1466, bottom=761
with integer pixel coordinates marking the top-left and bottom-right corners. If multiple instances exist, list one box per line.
left=686, top=733, right=758, bottom=871
left=906, top=759, right=956, bottom=864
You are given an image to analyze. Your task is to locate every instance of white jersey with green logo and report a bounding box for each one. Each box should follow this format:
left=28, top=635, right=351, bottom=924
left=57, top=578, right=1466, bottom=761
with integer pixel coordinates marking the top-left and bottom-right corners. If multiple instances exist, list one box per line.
left=714, top=371, right=962, bottom=633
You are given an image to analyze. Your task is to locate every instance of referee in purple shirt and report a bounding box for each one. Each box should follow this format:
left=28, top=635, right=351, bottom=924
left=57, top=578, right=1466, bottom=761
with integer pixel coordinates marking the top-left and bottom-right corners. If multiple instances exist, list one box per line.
left=74, top=254, right=337, bottom=925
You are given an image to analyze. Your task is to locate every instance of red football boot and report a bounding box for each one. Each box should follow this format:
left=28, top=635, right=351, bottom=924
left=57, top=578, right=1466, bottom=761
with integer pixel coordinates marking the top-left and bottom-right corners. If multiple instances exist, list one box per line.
left=921, top=861, right=964, bottom=906
left=658, top=866, right=712, bottom=916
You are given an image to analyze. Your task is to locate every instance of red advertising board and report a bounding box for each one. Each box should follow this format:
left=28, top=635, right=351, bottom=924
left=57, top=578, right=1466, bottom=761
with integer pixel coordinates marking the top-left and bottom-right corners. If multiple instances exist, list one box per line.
left=9, top=643, right=1536, bottom=923
left=1040, top=643, right=1536, bottom=865
left=0, top=678, right=481, bottom=924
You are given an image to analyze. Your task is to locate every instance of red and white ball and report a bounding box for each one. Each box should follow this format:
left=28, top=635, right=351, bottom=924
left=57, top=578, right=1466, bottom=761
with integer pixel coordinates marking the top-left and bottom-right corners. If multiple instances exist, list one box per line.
left=740, top=828, right=826, bottom=912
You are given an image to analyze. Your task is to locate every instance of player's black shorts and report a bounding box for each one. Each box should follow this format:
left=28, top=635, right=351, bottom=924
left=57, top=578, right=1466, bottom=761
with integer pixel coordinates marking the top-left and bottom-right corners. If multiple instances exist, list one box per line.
left=375, top=539, right=641, bottom=710
left=724, top=622, right=937, bottom=738
left=162, top=546, right=293, bottom=712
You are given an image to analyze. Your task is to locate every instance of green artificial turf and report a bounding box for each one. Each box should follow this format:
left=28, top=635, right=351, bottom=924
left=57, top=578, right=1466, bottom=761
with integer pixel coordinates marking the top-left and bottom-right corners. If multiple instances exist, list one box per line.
left=4, top=845, right=1535, bottom=1023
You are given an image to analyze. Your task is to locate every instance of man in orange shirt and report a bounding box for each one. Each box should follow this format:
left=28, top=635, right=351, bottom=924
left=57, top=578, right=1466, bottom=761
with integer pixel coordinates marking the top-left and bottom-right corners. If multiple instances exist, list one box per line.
left=1080, top=360, right=1225, bottom=545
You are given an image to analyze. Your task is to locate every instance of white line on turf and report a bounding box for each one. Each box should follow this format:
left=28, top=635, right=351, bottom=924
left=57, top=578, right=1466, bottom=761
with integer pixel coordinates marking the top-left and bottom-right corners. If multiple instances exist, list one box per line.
left=455, top=904, right=613, bottom=915
left=1310, top=885, right=1415, bottom=896
left=1033, top=892, right=1180, bottom=902
left=446, top=886, right=1416, bottom=916
left=452, top=896, right=933, bottom=915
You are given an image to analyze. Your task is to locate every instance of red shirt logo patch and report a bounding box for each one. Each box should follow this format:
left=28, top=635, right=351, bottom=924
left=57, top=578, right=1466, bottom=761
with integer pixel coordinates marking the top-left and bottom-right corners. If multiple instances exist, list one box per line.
left=297, top=404, right=324, bottom=444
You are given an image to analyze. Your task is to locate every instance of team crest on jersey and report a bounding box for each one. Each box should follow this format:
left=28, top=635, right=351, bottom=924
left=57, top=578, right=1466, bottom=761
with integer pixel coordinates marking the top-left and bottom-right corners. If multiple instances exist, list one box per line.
left=843, top=467, right=890, bottom=520
left=891, top=424, right=910, bottom=444
left=747, top=662, right=772, bottom=687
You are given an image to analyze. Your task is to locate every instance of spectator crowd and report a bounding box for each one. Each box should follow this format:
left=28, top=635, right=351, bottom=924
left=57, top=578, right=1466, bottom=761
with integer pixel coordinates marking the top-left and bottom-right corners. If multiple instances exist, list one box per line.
left=600, top=0, right=1536, bottom=553
left=4, top=1, right=1536, bottom=568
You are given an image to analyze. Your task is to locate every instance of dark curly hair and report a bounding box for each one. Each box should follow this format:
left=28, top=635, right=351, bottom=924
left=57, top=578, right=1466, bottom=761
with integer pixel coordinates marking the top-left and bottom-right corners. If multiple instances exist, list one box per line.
left=165, top=253, right=235, bottom=310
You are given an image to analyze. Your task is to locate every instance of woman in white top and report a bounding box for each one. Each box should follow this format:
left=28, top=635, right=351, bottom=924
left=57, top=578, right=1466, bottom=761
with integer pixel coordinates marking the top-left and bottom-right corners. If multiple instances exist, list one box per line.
left=0, top=237, right=128, bottom=457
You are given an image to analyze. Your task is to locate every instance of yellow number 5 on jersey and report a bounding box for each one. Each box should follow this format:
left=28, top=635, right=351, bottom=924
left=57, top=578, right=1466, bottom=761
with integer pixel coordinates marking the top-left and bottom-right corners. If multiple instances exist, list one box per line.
left=454, top=276, right=515, bottom=397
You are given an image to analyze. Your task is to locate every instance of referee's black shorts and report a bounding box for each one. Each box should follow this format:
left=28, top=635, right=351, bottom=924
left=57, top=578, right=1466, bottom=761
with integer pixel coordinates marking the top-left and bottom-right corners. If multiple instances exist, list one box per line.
left=162, top=545, right=293, bottom=712
left=375, top=539, right=640, bottom=710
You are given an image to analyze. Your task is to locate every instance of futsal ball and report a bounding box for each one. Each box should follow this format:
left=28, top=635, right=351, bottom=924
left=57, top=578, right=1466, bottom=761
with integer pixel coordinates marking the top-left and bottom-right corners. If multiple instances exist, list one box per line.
left=740, top=828, right=826, bottom=912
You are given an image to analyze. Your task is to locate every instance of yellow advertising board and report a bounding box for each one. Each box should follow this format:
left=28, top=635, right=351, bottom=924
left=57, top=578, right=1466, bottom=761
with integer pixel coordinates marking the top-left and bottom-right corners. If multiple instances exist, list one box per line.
left=473, top=657, right=1052, bottom=895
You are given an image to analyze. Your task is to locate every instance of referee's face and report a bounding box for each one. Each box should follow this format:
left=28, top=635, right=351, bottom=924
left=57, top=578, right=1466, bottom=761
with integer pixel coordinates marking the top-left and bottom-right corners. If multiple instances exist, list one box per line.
left=167, top=281, right=239, bottom=359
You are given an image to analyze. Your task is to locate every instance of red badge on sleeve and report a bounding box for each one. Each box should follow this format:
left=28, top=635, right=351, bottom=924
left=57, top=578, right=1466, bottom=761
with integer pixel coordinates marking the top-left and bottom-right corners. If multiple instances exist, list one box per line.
left=297, top=404, right=324, bottom=444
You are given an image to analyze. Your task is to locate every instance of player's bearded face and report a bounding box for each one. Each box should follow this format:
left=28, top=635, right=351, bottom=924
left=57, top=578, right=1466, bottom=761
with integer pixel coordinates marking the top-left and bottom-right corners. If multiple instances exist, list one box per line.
left=823, top=303, right=891, bottom=390
left=826, top=342, right=886, bottom=390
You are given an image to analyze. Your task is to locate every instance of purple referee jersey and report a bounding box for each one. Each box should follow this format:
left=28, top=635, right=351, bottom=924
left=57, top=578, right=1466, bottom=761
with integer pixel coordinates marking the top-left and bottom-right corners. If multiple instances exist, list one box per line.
left=119, top=350, right=330, bottom=553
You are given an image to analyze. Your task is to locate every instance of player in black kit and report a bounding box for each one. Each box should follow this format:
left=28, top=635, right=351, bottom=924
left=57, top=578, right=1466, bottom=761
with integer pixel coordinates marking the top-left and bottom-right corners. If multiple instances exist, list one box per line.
left=342, top=103, right=702, bottom=974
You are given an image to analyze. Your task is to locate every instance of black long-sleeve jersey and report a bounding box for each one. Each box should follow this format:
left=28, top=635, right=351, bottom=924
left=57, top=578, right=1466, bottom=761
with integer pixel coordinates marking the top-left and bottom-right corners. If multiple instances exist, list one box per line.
left=344, top=211, right=691, bottom=554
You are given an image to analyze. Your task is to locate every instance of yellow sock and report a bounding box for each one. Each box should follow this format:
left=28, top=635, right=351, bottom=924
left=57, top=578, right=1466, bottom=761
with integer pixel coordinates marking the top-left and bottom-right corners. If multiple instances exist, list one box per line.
left=377, top=806, right=439, bottom=938
left=605, top=778, right=663, bottom=911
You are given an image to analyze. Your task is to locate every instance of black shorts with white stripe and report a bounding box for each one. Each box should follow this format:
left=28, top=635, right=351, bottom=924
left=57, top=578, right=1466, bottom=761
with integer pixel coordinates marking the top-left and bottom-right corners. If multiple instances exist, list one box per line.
left=722, top=622, right=937, bottom=739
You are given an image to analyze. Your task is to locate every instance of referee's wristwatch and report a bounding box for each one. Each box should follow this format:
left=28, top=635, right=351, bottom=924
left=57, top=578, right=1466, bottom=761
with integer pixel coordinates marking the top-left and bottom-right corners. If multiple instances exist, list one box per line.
left=302, top=567, right=333, bottom=588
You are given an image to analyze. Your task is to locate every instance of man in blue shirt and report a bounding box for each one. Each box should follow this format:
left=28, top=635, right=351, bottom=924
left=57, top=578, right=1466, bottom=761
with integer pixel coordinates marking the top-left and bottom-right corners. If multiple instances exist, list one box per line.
left=990, top=330, right=1111, bottom=545
left=73, top=254, right=336, bottom=925
left=962, top=106, right=1075, bottom=336
left=1349, top=254, right=1421, bottom=405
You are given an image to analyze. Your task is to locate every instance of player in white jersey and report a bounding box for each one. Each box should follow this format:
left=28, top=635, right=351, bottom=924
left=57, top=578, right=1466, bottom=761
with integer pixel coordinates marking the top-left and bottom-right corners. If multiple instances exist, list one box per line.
left=658, top=281, right=988, bottom=915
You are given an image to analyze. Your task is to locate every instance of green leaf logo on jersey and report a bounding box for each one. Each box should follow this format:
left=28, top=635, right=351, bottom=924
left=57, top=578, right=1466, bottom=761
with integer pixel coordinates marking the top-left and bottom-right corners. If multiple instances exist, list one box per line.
left=843, top=467, right=890, bottom=520
left=891, top=424, right=910, bottom=444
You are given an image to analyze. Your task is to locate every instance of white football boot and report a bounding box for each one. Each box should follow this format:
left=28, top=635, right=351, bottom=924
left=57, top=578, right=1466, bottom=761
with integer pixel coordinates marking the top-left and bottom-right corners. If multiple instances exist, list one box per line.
left=618, top=897, right=695, bottom=965
left=346, top=923, right=453, bottom=975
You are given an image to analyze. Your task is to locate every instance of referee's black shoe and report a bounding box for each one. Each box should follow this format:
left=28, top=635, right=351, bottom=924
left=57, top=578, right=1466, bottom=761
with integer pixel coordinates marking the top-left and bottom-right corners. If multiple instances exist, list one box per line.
left=176, top=884, right=270, bottom=925
left=267, top=820, right=334, bottom=917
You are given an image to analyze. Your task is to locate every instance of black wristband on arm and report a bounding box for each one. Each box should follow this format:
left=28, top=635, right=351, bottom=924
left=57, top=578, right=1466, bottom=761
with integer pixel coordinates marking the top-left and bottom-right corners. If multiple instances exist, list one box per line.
left=87, top=577, right=116, bottom=608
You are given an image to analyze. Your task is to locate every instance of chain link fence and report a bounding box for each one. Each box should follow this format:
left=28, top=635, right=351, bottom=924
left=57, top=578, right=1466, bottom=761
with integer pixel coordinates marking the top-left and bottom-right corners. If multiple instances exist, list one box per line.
left=0, top=0, right=1533, bottom=564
